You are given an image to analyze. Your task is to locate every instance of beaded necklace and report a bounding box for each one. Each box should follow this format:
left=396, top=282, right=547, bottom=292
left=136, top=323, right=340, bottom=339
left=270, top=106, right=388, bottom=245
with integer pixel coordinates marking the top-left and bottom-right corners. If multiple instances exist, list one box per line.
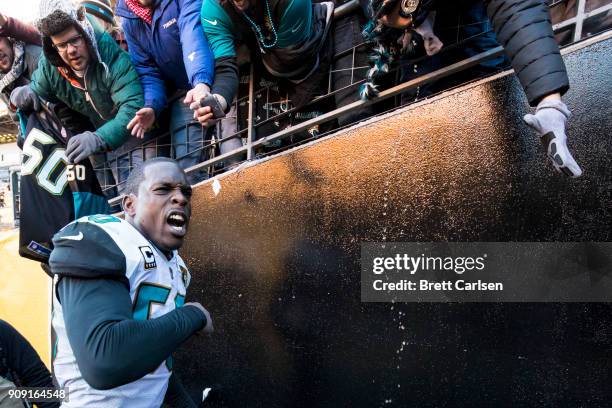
left=239, top=0, right=278, bottom=52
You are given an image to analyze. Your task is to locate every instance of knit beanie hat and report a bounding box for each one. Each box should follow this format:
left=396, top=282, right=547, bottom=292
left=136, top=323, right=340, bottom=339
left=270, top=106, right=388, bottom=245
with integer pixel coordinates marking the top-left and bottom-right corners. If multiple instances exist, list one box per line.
left=37, top=0, right=104, bottom=70
left=360, top=0, right=433, bottom=100
left=81, top=0, right=116, bottom=27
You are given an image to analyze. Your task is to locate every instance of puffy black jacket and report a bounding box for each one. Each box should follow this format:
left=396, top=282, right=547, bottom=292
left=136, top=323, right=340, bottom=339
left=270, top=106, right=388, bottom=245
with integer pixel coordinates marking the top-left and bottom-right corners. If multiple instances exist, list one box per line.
left=485, top=0, right=569, bottom=105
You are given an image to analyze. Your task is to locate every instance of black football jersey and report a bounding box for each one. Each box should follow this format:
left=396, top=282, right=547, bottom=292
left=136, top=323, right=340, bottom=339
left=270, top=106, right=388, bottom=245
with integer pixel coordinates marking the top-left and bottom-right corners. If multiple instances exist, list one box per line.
left=17, top=105, right=111, bottom=263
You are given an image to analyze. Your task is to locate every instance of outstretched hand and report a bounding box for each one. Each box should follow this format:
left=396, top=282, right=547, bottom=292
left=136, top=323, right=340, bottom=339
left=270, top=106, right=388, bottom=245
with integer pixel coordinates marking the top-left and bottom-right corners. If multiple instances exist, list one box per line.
left=414, top=12, right=443, bottom=56
left=10, top=86, right=41, bottom=113
left=183, top=83, right=211, bottom=106
left=127, top=107, right=156, bottom=139
left=523, top=98, right=582, bottom=178
left=189, top=94, right=227, bottom=127
left=65, top=131, right=105, bottom=164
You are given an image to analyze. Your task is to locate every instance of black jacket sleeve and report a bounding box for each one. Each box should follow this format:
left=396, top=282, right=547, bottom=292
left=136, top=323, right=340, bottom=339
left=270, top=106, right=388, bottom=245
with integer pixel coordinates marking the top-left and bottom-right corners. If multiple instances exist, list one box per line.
left=0, top=320, right=59, bottom=408
left=57, top=277, right=206, bottom=390
left=211, top=57, right=239, bottom=111
left=485, top=0, right=569, bottom=105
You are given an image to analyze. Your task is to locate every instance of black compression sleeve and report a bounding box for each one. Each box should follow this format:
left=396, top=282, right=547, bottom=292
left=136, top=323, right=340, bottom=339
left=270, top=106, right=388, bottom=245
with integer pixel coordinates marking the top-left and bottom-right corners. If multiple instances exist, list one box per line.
left=57, top=277, right=206, bottom=390
left=211, top=57, right=239, bottom=112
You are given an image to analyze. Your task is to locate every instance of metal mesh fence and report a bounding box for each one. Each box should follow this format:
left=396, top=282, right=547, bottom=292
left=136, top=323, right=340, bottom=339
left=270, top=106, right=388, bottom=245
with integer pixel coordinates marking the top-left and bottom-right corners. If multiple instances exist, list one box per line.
left=101, top=0, right=612, bottom=205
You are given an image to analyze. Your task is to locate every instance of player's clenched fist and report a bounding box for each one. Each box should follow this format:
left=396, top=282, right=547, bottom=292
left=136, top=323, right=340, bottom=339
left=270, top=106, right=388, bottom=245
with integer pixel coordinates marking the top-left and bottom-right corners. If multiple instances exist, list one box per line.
left=185, top=302, right=214, bottom=333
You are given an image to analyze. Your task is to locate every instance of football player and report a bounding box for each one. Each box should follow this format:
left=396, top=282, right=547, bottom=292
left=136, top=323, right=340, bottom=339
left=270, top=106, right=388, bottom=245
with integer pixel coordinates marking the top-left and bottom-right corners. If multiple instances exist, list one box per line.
left=49, top=157, right=212, bottom=408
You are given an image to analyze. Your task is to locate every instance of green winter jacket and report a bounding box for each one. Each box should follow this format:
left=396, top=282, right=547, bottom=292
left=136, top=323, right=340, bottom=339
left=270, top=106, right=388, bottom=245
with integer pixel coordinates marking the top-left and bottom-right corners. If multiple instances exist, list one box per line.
left=29, top=17, right=143, bottom=149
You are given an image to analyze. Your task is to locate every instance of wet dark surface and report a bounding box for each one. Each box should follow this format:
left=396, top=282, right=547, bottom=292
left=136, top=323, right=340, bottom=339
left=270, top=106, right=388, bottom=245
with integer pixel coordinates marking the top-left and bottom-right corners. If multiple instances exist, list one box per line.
left=177, top=37, right=612, bottom=407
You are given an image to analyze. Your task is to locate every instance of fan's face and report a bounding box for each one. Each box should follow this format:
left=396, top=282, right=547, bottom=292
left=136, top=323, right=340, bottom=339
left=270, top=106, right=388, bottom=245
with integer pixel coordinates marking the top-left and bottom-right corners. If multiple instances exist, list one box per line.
left=232, top=0, right=252, bottom=12
left=379, top=1, right=413, bottom=29
left=0, top=38, right=14, bottom=74
left=50, top=26, right=90, bottom=72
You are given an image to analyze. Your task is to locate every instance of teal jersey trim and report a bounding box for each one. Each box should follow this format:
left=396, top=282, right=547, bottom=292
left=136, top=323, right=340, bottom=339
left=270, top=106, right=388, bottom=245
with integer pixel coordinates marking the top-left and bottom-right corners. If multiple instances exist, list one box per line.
left=72, top=191, right=112, bottom=219
left=52, top=337, right=59, bottom=361
left=17, top=110, right=28, bottom=143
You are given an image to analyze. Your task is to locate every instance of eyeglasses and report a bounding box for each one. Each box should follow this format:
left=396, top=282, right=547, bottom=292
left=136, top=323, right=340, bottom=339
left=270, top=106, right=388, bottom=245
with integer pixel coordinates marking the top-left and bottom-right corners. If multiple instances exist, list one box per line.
left=52, top=35, right=84, bottom=53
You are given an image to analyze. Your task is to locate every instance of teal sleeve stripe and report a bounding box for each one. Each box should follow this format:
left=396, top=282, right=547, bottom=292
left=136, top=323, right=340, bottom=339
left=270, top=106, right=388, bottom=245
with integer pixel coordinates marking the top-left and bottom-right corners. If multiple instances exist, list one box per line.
left=52, top=337, right=58, bottom=361
left=17, top=110, right=27, bottom=141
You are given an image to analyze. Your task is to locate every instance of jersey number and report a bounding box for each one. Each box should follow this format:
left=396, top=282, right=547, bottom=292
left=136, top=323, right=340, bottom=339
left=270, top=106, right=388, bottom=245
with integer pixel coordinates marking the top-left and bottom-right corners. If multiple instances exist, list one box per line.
left=21, top=128, right=85, bottom=195
left=132, top=283, right=185, bottom=370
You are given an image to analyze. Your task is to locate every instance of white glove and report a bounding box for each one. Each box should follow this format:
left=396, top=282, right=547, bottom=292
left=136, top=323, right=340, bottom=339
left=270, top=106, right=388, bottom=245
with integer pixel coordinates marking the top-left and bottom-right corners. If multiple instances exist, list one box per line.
left=524, top=99, right=582, bottom=178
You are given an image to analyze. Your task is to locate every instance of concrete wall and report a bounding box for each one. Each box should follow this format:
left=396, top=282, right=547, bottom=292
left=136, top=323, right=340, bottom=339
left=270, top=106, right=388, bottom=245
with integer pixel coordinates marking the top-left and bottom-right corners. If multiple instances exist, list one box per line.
left=178, top=35, right=612, bottom=406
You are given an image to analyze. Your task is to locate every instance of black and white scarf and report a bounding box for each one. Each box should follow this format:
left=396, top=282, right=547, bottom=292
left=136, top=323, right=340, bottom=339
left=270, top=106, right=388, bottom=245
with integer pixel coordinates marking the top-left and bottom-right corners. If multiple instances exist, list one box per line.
left=0, top=40, right=26, bottom=94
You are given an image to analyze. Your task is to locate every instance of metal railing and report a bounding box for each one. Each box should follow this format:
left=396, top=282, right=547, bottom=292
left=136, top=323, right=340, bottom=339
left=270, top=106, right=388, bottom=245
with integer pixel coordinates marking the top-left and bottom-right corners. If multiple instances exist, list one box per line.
left=104, top=0, right=612, bottom=205
left=552, top=0, right=612, bottom=41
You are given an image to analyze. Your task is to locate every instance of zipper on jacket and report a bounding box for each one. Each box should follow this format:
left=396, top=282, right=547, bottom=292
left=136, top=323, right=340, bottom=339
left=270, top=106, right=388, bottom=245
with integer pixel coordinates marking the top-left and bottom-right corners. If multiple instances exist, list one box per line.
left=83, top=68, right=108, bottom=121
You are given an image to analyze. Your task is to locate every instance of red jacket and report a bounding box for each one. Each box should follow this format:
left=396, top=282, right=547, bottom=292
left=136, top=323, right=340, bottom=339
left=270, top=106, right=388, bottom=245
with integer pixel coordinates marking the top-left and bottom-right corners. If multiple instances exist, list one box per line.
left=0, top=15, right=41, bottom=45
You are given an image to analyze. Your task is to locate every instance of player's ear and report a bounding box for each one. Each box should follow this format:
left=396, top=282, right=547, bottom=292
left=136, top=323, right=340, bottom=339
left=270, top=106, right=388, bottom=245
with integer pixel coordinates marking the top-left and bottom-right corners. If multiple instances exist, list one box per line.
left=122, top=193, right=137, bottom=217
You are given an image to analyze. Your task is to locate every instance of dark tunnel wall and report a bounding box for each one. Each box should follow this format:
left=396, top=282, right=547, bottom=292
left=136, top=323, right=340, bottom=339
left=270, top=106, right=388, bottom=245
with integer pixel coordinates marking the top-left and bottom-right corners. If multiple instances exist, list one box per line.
left=177, top=35, right=612, bottom=407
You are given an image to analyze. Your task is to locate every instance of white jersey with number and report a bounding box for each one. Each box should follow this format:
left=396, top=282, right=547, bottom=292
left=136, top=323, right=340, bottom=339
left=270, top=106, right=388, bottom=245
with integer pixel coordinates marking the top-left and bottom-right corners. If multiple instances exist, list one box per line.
left=51, top=214, right=191, bottom=408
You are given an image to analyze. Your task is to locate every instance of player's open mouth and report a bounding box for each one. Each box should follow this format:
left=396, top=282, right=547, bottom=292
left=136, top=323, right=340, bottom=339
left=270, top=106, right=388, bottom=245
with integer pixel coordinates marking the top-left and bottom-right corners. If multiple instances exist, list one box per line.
left=166, top=211, right=188, bottom=236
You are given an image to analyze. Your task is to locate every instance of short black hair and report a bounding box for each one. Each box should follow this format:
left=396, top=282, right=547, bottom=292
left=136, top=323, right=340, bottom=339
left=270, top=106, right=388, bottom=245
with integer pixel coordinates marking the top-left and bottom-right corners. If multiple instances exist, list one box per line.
left=38, top=8, right=95, bottom=68
left=123, top=157, right=184, bottom=196
left=39, top=10, right=80, bottom=38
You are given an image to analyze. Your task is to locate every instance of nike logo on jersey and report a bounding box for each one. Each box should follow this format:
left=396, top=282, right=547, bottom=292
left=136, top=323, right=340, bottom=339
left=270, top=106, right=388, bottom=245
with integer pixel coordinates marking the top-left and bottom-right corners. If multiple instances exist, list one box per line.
left=291, top=22, right=302, bottom=33
left=203, top=19, right=218, bottom=26
left=61, top=232, right=83, bottom=241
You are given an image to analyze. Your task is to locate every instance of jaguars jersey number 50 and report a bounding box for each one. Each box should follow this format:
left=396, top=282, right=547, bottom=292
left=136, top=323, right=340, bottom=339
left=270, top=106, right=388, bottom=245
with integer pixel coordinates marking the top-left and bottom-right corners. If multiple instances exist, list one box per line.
left=21, top=128, right=86, bottom=195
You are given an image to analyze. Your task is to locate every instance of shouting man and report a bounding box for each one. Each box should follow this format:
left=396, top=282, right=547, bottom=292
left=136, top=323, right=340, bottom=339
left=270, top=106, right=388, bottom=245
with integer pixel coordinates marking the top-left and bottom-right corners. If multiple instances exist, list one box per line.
left=49, top=157, right=213, bottom=407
